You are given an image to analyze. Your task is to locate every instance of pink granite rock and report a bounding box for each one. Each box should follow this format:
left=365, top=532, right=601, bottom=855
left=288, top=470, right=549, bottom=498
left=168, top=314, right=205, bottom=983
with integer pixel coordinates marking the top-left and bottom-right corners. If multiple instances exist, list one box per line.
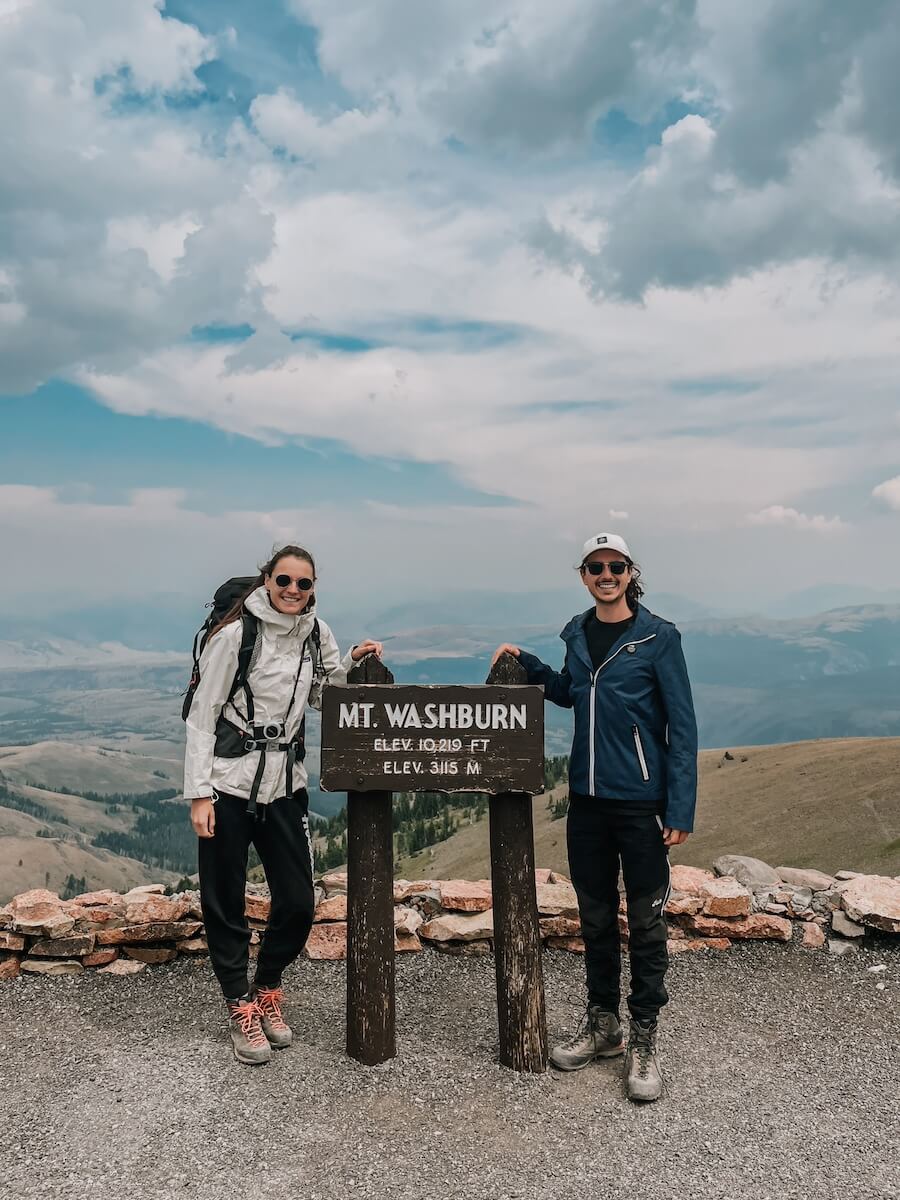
left=315, top=894, right=348, bottom=922
left=20, top=958, right=84, bottom=976
left=0, top=954, right=22, bottom=980
left=699, top=877, right=752, bottom=918
left=420, top=911, right=494, bottom=942
left=438, top=880, right=493, bottom=913
left=840, top=875, right=900, bottom=934
left=244, top=893, right=271, bottom=922
left=801, top=924, right=826, bottom=949
left=666, top=894, right=703, bottom=916
left=177, top=937, right=208, bottom=955
left=304, top=922, right=347, bottom=960
left=29, top=933, right=96, bottom=958
left=539, top=916, right=582, bottom=938
left=667, top=937, right=731, bottom=954
left=534, top=882, right=579, bottom=918
left=124, top=895, right=190, bottom=925
left=669, top=865, right=715, bottom=896
left=545, top=936, right=585, bottom=953
left=0, top=931, right=26, bottom=952
left=122, top=946, right=177, bottom=964
left=680, top=912, right=792, bottom=941
left=82, top=948, right=119, bottom=967
left=99, top=958, right=147, bottom=975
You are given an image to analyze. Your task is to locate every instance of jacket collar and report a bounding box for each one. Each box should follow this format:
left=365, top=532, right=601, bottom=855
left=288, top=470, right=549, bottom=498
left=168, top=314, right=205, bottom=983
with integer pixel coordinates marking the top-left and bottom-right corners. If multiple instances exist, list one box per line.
left=561, top=602, right=655, bottom=673
left=245, top=586, right=317, bottom=639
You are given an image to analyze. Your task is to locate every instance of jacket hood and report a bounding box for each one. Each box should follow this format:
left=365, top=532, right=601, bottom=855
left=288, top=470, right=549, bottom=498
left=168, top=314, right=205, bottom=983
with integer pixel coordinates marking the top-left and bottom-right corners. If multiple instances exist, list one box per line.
left=244, top=586, right=317, bottom=638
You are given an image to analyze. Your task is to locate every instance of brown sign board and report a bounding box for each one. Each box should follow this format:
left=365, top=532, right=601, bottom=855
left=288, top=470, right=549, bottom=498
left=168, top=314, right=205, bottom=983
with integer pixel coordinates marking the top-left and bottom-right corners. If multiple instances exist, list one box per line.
left=320, top=684, right=545, bottom=794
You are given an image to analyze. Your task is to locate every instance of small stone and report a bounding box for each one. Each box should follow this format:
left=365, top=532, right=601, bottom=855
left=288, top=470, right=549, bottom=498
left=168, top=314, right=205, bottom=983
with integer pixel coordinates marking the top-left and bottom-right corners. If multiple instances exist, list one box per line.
left=394, top=931, right=422, bottom=953
left=122, top=946, right=177, bottom=964
left=876, top=981, right=886, bottom=991
left=431, top=939, right=493, bottom=956
left=82, top=949, right=119, bottom=967
left=667, top=938, right=731, bottom=954
left=244, top=894, right=271, bottom=922
left=420, top=911, right=494, bottom=942
left=765, top=903, right=788, bottom=915
left=20, top=958, right=84, bottom=976
left=545, top=936, right=585, bottom=953
left=699, top=877, right=752, bottom=917
left=304, top=923, right=347, bottom=960
left=669, top=865, right=715, bottom=895
left=0, top=954, right=22, bottom=980
left=394, top=885, right=442, bottom=917
left=712, top=855, right=780, bottom=891
left=786, top=887, right=814, bottom=916
left=840, top=875, right=900, bottom=934
left=867, top=963, right=887, bottom=974
left=29, top=933, right=96, bottom=957
left=832, top=909, right=866, bottom=938
left=801, top=924, right=826, bottom=950
left=393, top=906, right=423, bottom=936
left=320, top=872, right=348, bottom=896
left=438, top=880, right=493, bottom=913
left=834, top=870, right=860, bottom=881
left=314, top=894, right=348, bottom=922
left=539, top=916, right=582, bottom=938
left=0, top=931, right=26, bottom=952
left=535, top=882, right=579, bottom=918
left=99, top=958, right=147, bottom=975
left=828, top=938, right=859, bottom=957
left=177, top=937, right=208, bottom=955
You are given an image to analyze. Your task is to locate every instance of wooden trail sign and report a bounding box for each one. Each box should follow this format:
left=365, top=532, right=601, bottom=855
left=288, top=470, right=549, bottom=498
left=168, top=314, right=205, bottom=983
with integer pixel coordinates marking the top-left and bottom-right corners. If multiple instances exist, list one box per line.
left=320, top=683, right=544, bottom=794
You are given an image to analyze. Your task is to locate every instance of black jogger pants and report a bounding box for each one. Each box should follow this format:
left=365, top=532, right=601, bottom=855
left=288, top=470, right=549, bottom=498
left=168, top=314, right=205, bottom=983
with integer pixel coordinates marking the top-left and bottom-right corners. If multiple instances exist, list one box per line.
left=567, top=795, right=671, bottom=1025
left=198, top=790, right=315, bottom=1000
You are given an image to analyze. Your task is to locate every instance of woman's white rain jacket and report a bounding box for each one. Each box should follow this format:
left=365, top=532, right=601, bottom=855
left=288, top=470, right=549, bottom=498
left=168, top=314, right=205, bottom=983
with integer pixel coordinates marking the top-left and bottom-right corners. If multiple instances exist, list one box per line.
left=183, top=586, right=354, bottom=805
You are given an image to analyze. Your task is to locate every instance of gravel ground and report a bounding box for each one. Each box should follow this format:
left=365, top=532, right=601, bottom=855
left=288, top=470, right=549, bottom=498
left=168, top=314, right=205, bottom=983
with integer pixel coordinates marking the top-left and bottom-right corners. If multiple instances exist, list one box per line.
left=1, top=938, right=898, bottom=1200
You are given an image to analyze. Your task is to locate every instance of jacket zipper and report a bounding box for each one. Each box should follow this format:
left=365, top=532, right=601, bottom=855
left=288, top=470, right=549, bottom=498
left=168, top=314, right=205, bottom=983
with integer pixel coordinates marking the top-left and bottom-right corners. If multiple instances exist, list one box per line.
left=588, top=634, right=656, bottom=794
left=632, top=725, right=650, bottom=782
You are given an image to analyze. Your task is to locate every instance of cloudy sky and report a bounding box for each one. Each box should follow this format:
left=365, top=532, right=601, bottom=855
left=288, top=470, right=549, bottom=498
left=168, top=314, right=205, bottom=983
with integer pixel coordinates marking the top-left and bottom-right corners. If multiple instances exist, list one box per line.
left=2, top=0, right=900, bottom=627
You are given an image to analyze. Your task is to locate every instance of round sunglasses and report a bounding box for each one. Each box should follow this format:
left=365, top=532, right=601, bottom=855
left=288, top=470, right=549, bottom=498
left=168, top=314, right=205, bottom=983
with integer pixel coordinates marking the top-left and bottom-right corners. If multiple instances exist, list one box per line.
left=584, top=560, right=629, bottom=576
left=273, top=574, right=314, bottom=590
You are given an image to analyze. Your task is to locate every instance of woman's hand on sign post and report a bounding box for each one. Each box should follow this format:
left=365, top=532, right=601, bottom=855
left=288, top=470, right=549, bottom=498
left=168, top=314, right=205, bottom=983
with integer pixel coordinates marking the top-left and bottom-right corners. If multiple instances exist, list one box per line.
left=191, top=798, right=216, bottom=839
left=491, top=644, right=521, bottom=667
left=351, top=639, right=383, bottom=663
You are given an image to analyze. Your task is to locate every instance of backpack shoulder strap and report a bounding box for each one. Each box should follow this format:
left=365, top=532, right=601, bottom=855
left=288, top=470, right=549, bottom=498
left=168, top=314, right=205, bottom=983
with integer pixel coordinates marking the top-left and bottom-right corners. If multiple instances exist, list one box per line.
left=227, top=613, right=259, bottom=720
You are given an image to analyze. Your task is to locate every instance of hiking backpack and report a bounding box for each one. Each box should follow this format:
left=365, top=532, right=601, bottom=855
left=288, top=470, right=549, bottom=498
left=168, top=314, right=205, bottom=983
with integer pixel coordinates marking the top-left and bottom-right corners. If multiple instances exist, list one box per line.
left=181, top=577, right=325, bottom=813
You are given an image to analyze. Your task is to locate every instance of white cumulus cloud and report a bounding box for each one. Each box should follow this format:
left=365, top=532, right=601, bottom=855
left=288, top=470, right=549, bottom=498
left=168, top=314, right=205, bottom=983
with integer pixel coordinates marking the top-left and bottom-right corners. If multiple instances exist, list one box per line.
left=746, top=506, right=847, bottom=534
left=872, top=476, right=900, bottom=510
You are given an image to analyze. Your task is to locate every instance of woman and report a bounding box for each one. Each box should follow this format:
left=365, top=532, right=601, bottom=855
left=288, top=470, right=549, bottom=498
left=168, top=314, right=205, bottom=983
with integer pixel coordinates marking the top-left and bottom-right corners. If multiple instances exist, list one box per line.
left=492, top=532, right=697, bottom=1103
left=184, top=544, right=382, bottom=1065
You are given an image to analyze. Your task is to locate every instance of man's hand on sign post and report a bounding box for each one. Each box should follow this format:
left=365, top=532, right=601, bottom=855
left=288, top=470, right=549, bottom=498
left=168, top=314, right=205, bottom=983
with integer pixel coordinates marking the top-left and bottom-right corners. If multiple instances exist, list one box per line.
left=351, top=640, right=384, bottom=662
left=491, top=644, right=521, bottom=667
left=663, top=828, right=689, bottom=847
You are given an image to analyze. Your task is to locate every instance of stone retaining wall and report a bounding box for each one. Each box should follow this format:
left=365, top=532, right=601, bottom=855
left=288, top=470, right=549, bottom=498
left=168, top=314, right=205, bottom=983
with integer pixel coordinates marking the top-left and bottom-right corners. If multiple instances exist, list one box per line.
left=1, top=855, right=898, bottom=981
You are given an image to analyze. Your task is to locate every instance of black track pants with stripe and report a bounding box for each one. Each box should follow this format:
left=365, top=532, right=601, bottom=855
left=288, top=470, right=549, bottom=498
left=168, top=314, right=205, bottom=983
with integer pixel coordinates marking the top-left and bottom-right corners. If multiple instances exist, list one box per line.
left=198, top=790, right=315, bottom=1000
left=567, top=796, right=671, bottom=1024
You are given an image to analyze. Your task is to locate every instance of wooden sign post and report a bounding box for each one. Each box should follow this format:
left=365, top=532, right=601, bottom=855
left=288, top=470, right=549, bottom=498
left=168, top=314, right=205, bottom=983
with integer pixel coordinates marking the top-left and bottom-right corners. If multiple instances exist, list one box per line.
left=320, top=661, right=546, bottom=1072
left=486, top=653, right=548, bottom=1073
left=344, top=653, right=396, bottom=1066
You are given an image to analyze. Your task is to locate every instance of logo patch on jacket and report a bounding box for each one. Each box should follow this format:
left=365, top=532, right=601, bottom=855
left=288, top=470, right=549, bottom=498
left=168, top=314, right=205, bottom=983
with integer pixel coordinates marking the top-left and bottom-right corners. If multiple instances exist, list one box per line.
left=626, top=644, right=636, bottom=653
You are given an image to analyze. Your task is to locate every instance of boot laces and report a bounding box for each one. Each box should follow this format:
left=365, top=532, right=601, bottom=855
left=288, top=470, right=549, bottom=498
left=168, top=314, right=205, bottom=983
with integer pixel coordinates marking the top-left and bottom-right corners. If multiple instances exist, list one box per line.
left=255, top=986, right=288, bottom=1030
left=560, top=998, right=608, bottom=1050
left=229, top=998, right=268, bottom=1047
left=631, top=1024, right=655, bottom=1077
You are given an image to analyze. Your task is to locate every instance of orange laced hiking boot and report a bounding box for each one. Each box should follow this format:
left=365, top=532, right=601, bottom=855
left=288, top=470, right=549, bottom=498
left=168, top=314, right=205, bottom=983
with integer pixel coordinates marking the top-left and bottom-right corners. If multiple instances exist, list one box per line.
left=253, top=985, right=293, bottom=1049
left=225, top=996, right=272, bottom=1065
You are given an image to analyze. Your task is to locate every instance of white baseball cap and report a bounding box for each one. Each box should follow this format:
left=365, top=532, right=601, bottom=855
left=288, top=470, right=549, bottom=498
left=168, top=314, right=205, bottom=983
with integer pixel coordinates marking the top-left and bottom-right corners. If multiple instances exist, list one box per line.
left=578, top=532, right=632, bottom=566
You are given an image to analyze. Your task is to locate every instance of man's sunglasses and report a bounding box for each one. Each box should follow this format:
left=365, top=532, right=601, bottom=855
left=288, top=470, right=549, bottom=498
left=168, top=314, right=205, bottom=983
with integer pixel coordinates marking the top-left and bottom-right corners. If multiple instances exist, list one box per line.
left=274, top=574, right=314, bottom=591
left=583, top=560, right=629, bottom=577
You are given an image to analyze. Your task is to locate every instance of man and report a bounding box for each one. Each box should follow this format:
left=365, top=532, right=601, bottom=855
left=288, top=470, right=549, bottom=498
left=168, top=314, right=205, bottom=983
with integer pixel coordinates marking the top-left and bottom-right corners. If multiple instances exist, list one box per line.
left=492, top=532, right=697, bottom=1102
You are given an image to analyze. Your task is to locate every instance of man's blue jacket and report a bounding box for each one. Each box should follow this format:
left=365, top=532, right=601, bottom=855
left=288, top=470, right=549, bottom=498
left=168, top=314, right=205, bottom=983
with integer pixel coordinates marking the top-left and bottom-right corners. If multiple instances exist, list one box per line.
left=517, top=603, right=698, bottom=832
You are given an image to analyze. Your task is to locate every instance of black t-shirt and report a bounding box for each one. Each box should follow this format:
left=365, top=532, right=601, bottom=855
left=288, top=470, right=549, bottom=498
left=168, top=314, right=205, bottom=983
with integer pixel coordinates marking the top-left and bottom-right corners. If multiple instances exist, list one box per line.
left=584, top=611, right=635, bottom=671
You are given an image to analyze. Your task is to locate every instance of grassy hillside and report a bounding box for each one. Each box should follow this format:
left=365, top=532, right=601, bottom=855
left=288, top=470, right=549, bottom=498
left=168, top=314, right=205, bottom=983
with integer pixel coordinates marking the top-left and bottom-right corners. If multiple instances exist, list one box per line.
left=393, top=738, right=900, bottom=880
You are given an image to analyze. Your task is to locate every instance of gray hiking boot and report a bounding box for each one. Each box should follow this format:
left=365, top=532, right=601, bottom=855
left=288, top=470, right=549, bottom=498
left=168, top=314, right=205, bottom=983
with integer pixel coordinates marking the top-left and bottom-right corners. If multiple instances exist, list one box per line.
left=624, top=1019, right=662, bottom=1102
left=550, top=1004, right=625, bottom=1071
left=226, top=996, right=272, bottom=1065
left=253, top=985, right=293, bottom=1049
